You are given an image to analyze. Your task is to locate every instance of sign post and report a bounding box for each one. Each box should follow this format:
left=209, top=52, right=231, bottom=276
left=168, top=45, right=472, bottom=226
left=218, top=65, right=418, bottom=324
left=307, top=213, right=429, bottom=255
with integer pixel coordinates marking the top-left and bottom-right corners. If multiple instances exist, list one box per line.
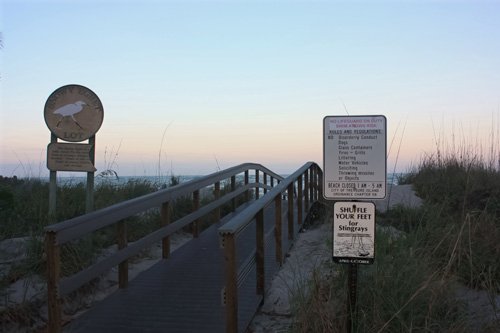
left=333, top=201, right=376, bottom=332
left=323, top=115, right=386, bottom=333
left=44, top=84, right=104, bottom=216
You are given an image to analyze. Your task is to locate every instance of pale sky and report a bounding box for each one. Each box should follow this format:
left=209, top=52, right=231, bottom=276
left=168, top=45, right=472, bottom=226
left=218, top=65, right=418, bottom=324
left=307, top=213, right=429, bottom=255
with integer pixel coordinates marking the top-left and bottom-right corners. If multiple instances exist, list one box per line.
left=1, top=0, right=499, bottom=177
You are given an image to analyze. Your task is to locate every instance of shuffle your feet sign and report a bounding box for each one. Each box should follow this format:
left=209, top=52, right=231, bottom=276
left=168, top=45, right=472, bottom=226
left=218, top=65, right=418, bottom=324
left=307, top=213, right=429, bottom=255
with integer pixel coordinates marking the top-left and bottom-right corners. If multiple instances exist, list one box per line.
left=333, top=201, right=376, bottom=264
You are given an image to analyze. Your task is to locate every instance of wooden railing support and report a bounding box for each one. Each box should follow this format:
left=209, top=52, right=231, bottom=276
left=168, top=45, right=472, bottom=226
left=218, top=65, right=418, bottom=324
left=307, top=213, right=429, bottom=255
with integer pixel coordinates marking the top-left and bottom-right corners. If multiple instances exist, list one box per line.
left=117, top=220, right=128, bottom=289
left=223, top=233, right=238, bottom=333
left=318, top=166, right=323, bottom=200
left=193, top=190, right=200, bottom=237
left=244, top=171, right=249, bottom=202
left=304, top=169, right=310, bottom=211
left=46, top=231, right=62, bottom=333
left=231, top=176, right=236, bottom=212
left=287, top=183, right=294, bottom=240
left=161, top=201, right=171, bottom=259
left=298, top=175, right=303, bottom=225
left=317, top=167, right=320, bottom=200
left=313, top=167, right=318, bottom=201
left=310, top=167, right=314, bottom=203
left=255, top=170, right=260, bottom=200
left=256, top=209, right=265, bottom=295
left=263, top=173, right=268, bottom=195
left=214, top=181, right=221, bottom=223
left=274, top=196, right=283, bottom=265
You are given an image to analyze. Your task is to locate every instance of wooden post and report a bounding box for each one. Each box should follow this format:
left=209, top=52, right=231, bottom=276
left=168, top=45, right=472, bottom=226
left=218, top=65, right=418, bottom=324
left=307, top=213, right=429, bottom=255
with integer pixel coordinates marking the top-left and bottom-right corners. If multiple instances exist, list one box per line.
left=263, top=173, right=268, bottom=195
left=287, top=183, right=294, bottom=240
left=214, top=181, right=221, bottom=222
left=298, top=175, right=303, bottom=225
left=85, top=135, right=95, bottom=213
left=193, top=190, right=200, bottom=237
left=309, top=169, right=314, bottom=202
left=223, top=233, right=238, bottom=333
left=231, top=176, right=236, bottom=212
left=48, top=134, right=57, bottom=222
left=160, top=201, right=171, bottom=259
left=274, top=196, right=283, bottom=265
left=304, top=169, right=310, bottom=211
left=314, top=167, right=319, bottom=201
left=315, top=167, right=320, bottom=200
left=255, top=170, right=260, bottom=200
left=317, top=167, right=321, bottom=201
left=256, top=209, right=265, bottom=295
left=318, top=167, right=323, bottom=201
left=117, top=220, right=128, bottom=288
left=46, top=231, right=61, bottom=333
left=244, top=170, right=249, bottom=202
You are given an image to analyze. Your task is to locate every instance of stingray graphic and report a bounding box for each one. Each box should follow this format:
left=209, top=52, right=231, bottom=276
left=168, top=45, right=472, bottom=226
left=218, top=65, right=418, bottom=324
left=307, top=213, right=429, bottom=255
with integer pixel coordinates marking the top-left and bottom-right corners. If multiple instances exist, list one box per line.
left=53, top=101, right=86, bottom=129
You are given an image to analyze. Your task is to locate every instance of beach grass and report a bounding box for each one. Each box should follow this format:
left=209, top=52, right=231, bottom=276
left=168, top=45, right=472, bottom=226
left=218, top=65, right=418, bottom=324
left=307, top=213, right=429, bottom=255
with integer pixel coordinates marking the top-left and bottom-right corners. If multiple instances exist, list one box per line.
left=290, top=150, right=499, bottom=332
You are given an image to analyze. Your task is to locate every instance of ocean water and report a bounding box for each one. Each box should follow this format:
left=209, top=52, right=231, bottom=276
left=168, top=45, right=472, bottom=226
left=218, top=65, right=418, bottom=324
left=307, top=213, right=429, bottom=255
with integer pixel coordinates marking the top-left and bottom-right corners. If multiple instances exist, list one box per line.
left=41, top=172, right=402, bottom=187
left=57, top=175, right=199, bottom=187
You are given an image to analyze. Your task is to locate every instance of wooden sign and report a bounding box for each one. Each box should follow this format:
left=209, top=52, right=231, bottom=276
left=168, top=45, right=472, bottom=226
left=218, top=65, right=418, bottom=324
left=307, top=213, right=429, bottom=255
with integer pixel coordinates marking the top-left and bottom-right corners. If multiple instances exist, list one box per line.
left=47, top=142, right=96, bottom=172
left=44, top=84, right=104, bottom=142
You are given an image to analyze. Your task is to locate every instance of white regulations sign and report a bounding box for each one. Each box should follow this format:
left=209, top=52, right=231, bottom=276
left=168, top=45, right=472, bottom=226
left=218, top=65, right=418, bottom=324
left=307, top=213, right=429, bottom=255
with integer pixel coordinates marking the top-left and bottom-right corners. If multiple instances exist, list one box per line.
left=333, top=201, right=376, bottom=265
left=323, top=115, right=387, bottom=200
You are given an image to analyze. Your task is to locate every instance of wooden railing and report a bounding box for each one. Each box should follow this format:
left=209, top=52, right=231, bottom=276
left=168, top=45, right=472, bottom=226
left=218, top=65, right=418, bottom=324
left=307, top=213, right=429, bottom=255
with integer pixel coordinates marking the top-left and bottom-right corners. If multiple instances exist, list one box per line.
left=44, top=163, right=283, bottom=333
left=218, top=161, right=322, bottom=333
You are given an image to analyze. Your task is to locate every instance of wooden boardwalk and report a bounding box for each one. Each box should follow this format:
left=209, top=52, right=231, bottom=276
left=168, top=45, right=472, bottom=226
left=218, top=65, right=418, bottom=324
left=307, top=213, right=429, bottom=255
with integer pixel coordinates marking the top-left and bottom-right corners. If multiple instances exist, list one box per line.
left=65, top=201, right=304, bottom=333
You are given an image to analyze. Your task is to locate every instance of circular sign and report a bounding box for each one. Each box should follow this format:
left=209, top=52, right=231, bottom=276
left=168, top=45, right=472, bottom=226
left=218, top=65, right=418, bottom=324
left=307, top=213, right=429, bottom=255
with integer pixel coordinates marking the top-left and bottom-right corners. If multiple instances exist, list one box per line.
left=44, top=84, right=104, bottom=142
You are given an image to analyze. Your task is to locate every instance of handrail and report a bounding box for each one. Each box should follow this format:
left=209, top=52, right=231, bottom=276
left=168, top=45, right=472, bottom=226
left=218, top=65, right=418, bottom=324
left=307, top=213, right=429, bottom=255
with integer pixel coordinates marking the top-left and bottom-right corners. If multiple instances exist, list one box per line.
left=219, top=162, right=318, bottom=236
left=59, top=184, right=265, bottom=296
left=46, top=163, right=283, bottom=244
left=218, top=161, right=323, bottom=333
left=45, top=162, right=283, bottom=333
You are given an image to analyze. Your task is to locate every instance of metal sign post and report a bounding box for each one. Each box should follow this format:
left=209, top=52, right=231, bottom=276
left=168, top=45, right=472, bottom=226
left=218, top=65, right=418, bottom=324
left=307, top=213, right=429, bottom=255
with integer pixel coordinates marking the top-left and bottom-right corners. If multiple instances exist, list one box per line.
left=323, top=115, right=386, bottom=333
left=347, top=263, right=358, bottom=333
left=44, top=84, right=104, bottom=215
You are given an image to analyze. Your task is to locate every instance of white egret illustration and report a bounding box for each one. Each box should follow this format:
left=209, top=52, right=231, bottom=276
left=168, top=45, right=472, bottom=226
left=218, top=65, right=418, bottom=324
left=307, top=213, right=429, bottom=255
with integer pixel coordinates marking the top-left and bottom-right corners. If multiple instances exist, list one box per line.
left=53, top=101, right=86, bottom=129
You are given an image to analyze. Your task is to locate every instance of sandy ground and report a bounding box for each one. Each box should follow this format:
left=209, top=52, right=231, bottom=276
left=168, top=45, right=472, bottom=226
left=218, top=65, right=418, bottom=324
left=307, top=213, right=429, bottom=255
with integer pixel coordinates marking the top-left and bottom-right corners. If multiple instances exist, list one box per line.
left=375, top=183, right=423, bottom=213
left=248, top=222, right=332, bottom=333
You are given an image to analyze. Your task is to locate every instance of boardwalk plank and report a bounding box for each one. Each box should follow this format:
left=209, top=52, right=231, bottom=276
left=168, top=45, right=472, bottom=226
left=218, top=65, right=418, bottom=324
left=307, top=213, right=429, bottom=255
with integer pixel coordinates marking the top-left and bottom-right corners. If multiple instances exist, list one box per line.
left=65, top=201, right=304, bottom=333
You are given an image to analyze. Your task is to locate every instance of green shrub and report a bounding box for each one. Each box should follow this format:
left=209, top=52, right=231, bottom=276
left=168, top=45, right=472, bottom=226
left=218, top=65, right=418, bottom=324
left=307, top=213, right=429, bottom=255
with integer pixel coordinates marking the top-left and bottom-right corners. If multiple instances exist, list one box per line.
left=292, top=150, right=500, bottom=331
left=406, top=154, right=500, bottom=292
left=358, top=227, right=468, bottom=332
left=290, top=224, right=470, bottom=332
left=378, top=204, right=429, bottom=233
left=411, top=155, right=500, bottom=217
